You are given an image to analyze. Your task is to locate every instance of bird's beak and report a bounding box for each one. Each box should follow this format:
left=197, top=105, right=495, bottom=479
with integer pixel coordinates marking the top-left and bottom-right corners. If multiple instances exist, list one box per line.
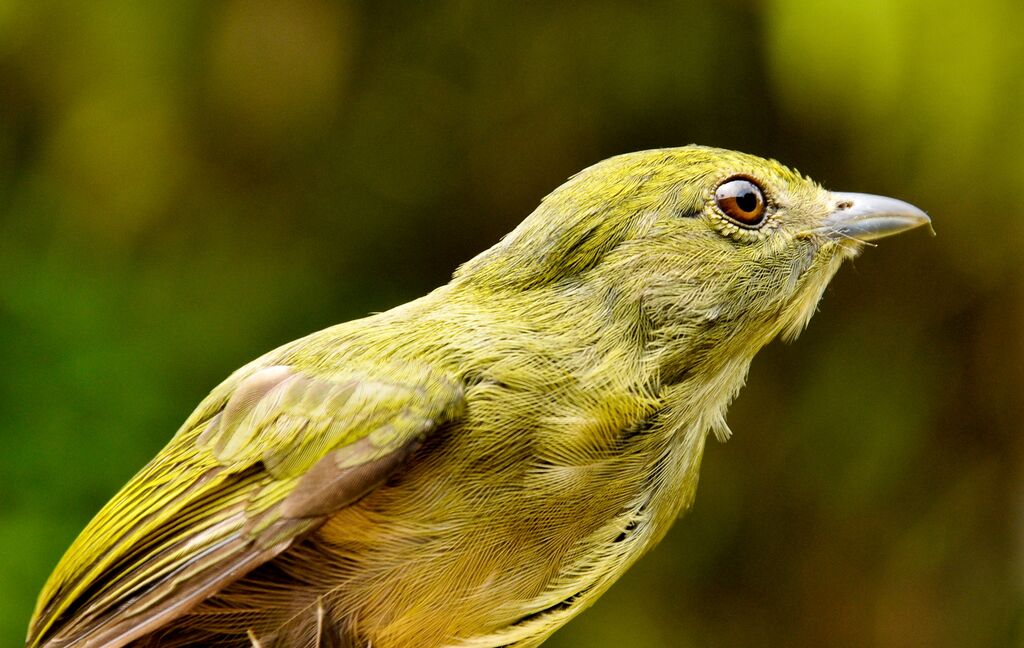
left=822, top=192, right=931, bottom=242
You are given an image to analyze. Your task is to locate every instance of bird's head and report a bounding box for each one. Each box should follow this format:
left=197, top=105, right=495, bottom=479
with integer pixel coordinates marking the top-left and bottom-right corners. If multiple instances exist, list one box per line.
left=456, top=145, right=929, bottom=356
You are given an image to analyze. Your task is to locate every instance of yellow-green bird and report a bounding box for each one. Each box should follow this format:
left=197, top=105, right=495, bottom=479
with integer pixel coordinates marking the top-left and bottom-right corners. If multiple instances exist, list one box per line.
left=27, top=146, right=929, bottom=648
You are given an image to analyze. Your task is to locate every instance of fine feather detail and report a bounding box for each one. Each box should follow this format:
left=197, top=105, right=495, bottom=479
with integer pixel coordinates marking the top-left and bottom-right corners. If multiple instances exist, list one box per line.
left=28, top=145, right=874, bottom=647
left=28, top=364, right=464, bottom=648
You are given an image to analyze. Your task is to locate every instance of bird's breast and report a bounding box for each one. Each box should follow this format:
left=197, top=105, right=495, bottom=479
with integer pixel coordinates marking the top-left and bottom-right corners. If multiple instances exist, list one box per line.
left=307, top=381, right=701, bottom=647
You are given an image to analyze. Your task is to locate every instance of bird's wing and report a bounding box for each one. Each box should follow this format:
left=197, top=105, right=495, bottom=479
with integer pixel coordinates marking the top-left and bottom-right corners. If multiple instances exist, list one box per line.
left=27, top=359, right=465, bottom=648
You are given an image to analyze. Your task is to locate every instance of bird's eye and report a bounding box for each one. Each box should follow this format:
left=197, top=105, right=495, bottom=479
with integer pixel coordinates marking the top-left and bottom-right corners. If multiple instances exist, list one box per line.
left=715, top=178, right=766, bottom=227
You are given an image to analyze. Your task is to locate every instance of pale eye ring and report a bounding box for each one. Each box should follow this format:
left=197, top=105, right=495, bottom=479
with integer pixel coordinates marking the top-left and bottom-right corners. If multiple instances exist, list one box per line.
left=715, top=177, right=767, bottom=227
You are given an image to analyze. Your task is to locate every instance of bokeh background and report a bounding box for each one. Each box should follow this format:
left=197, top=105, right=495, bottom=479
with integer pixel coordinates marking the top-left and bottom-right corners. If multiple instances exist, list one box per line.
left=1, top=1, right=1021, bottom=646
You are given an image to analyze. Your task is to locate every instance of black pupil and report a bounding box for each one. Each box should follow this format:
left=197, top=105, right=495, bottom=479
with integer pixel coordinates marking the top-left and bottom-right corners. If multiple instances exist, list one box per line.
left=735, top=186, right=758, bottom=213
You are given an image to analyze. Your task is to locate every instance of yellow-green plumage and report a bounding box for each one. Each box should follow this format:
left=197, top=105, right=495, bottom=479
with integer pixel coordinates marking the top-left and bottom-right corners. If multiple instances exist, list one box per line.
left=27, top=146, right=929, bottom=647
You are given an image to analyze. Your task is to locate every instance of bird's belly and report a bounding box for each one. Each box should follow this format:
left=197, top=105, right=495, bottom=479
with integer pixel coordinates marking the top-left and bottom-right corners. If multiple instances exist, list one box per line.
left=302, top=433, right=682, bottom=646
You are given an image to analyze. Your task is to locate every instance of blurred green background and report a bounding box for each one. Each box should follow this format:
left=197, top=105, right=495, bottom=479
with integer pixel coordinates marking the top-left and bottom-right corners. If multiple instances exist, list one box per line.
left=1, top=1, right=1021, bottom=646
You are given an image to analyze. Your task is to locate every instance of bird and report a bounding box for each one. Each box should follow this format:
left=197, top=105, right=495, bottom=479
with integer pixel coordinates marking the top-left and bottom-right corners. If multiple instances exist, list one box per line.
left=26, top=145, right=930, bottom=648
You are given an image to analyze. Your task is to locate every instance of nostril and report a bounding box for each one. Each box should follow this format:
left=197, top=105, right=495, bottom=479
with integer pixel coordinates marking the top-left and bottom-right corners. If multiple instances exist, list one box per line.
left=835, top=200, right=854, bottom=210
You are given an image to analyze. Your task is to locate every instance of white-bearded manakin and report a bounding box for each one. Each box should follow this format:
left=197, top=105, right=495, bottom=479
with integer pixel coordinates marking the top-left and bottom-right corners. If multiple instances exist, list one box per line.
left=27, top=146, right=930, bottom=648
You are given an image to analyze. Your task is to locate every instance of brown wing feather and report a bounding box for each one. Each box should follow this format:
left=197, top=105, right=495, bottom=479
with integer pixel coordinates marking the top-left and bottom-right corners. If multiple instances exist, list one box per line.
left=28, top=363, right=464, bottom=648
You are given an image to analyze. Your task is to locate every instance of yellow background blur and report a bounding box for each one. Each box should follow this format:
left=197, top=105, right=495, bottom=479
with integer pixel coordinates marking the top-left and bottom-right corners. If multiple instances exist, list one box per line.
left=0, top=1, right=1021, bottom=646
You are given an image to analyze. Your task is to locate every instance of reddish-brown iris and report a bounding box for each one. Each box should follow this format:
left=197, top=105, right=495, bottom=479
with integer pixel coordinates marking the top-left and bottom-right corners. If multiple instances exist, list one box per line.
left=715, top=178, right=766, bottom=227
